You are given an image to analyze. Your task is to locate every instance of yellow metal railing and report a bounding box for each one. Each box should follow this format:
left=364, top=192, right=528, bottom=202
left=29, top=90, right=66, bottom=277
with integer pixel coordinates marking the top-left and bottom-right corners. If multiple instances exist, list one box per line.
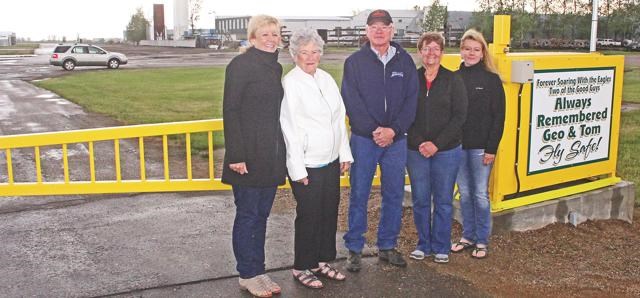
left=0, top=120, right=226, bottom=196
left=0, top=119, right=398, bottom=197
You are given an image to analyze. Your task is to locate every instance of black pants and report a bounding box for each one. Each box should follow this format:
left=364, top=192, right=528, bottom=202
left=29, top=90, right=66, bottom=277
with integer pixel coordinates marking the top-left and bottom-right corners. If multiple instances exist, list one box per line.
left=290, top=159, right=341, bottom=270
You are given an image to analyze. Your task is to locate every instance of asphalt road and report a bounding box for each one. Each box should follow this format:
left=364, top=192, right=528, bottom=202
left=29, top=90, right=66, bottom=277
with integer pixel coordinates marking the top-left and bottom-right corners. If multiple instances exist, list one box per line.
left=0, top=44, right=241, bottom=81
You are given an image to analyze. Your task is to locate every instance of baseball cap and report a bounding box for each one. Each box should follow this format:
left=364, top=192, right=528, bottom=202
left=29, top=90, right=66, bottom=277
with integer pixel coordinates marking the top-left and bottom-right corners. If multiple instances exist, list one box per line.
left=367, top=9, right=393, bottom=25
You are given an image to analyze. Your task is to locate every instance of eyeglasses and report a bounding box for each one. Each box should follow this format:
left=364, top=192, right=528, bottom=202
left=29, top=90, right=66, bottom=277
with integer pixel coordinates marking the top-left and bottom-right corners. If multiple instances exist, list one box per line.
left=298, top=50, right=322, bottom=56
left=421, top=47, right=441, bottom=53
left=369, top=25, right=392, bottom=32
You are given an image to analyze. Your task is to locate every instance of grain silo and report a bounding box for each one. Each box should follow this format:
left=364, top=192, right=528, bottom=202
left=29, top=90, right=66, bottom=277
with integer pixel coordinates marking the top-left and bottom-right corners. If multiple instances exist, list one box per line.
left=173, top=0, right=189, bottom=40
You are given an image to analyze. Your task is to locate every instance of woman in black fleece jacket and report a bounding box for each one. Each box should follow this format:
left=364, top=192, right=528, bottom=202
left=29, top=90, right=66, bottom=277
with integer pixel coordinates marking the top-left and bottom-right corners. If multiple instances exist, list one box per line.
left=450, top=29, right=505, bottom=260
left=406, top=32, right=467, bottom=264
left=221, top=15, right=286, bottom=297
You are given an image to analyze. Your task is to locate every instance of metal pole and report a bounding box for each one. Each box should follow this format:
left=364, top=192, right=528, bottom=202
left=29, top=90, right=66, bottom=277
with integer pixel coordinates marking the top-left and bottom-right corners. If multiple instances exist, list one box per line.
left=590, top=0, right=599, bottom=52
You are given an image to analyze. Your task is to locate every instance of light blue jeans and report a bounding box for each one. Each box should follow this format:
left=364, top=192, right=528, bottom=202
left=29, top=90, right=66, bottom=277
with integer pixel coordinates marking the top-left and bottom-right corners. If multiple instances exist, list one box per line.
left=406, top=145, right=462, bottom=255
left=343, top=134, right=407, bottom=253
left=457, top=149, right=493, bottom=245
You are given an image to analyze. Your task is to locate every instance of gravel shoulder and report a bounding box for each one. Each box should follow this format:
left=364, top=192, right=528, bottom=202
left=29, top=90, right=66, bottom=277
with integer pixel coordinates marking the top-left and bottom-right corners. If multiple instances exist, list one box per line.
left=273, top=188, right=640, bottom=297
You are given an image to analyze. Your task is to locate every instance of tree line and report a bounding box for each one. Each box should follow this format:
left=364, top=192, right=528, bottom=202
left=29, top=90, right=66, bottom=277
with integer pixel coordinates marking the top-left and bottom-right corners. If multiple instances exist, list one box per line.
left=470, top=0, right=640, bottom=43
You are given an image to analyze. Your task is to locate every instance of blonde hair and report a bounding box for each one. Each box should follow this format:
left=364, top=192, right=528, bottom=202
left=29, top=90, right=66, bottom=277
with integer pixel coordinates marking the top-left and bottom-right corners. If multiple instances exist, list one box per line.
left=460, top=29, right=498, bottom=75
left=247, top=15, right=281, bottom=40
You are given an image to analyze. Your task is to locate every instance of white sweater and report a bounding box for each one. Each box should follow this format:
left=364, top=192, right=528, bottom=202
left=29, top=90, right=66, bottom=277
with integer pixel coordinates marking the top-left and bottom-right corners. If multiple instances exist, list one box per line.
left=280, top=66, right=353, bottom=181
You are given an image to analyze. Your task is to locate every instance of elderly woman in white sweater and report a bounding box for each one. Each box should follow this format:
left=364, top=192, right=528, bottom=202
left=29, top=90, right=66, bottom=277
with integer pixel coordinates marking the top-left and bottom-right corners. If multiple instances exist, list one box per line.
left=280, top=27, right=353, bottom=290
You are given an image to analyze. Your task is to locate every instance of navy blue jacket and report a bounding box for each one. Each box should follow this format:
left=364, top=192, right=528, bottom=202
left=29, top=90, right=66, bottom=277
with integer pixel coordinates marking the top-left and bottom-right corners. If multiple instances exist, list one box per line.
left=341, top=42, right=418, bottom=140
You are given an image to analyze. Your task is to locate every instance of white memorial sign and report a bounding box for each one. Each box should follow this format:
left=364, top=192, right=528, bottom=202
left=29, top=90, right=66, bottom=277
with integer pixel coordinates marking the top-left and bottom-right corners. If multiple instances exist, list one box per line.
left=528, top=68, right=614, bottom=174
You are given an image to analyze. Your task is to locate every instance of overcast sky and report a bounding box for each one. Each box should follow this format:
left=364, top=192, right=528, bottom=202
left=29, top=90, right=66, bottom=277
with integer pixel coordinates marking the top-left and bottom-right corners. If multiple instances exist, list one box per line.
left=0, top=0, right=479, bottom=40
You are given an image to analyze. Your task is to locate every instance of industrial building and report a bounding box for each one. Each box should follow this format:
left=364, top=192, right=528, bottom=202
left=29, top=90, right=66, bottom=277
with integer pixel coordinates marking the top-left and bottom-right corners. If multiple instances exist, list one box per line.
left=213, top=10, right=471, bottom=47
left=0, top=31, right=17, bottom=46
left=146, top=3, right=472, bottom=48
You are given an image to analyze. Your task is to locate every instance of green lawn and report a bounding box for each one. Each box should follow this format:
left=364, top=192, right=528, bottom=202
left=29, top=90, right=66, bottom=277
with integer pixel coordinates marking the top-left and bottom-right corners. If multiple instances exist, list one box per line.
left=0, top=49, right=34, bottom=55
left=37, top=67, right=224, bottom=124
left=35, top=65, right=343, bottom=125
left=36, top=67, right=226, bottom=149
left=0, top=43, right=40, bottom=55
left=618, top=109, right=640, bottom=204
left=12, top=43, right=40, bottom=49
left=601, top=50, right=640, bottom=56
left=623, top=67, right=640, bottom=103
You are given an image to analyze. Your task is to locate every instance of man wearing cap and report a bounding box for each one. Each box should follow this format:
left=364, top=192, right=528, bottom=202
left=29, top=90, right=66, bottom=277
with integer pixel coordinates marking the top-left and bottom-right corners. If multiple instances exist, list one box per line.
left=341, top=9, right=418, bottom=271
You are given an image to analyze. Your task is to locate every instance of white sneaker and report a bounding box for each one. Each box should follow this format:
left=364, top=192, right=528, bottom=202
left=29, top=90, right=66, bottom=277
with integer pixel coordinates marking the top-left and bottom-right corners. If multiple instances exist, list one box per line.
left=434, top=253, right=450, bottom=264
left=409, top=249, right=425, bottom=260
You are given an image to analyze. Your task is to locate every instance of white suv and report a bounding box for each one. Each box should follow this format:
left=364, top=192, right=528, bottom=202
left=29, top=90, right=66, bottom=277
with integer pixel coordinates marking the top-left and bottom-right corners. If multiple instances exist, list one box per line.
left=50, top=44, right=128, bottom=71
left=596, top=39, right=622, bottom=47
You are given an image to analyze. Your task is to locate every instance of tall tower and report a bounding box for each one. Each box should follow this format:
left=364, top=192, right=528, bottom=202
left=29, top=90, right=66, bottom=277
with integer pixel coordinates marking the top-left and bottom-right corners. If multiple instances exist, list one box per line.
left=153, top=4, right=166, bottom=40
left=173, top=0, right=189, bottom=40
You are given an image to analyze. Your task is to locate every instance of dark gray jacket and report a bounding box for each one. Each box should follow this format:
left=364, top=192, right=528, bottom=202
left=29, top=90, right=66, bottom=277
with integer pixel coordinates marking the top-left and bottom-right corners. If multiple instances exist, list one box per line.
left=221, top=47, right=287, bottom=186
left=456, top=62, right=505, bottom=154
left=407, top=66, right=468, bottom=151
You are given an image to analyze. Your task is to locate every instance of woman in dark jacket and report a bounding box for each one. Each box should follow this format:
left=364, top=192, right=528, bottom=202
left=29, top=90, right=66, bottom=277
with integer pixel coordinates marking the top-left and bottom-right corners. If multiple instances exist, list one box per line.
left=221, top=14, right=287, bottom=298
left=406, top=32, right=467, bottom=264
left=450, top=29, right=505, bottom=259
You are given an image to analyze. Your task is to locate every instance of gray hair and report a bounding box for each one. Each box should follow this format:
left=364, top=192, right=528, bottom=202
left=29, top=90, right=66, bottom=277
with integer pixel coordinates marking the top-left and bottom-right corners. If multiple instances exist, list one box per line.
left=288, top=28, right=325, bottom=58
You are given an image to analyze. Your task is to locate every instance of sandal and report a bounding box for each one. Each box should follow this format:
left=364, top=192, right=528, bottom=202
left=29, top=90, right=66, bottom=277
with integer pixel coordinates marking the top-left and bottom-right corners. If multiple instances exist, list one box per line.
left=292, top=270, right=323, bottom=289
left=239, top=276, right=272, bottom=298
left=472, top=246, right=488, bottom=259
left=312, top=263, right=346, bottom=281
left=451, top=240, right=475, bottom=253
left=258, top=274, right=281, bottom=295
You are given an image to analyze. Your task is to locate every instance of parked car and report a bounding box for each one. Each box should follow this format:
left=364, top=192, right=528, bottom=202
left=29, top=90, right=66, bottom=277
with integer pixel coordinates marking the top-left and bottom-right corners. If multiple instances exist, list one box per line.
left=238, top=40, right=251, bottom=53
left=49, top=44, right=128, bottom=71
left=596, top=38, right=622, bottom=47
left=626, top=41, right=640, bottom=51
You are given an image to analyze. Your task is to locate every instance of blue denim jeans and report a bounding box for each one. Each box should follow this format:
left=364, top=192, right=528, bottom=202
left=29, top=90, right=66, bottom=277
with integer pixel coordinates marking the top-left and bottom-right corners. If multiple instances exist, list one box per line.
left=231, top=185, right=277, bottom=279
left=457, top=149, right=493, bottom=245
left=343, top=134, right=407, bottom=253
left=406, top=145, right=461, bottom=255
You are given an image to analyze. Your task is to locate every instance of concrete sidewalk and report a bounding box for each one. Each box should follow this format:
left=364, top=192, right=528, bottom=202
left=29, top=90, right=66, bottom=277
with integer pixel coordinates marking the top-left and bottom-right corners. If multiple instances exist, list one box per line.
left=0, top=191, right=482, bottom=297
left=113, top=257, right=482, bottom=298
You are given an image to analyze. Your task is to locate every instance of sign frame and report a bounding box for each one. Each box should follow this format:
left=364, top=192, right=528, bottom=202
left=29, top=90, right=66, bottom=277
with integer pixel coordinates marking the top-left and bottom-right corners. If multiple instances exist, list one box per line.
left=526, top=67, right=616, bottom=175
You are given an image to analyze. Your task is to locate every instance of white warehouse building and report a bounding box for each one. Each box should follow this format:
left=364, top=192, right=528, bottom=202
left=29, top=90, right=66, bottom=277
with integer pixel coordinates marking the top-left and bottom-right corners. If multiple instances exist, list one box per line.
left=213, top=9, right=472, bottom=47
left=0, top=31, right=17, bottom=46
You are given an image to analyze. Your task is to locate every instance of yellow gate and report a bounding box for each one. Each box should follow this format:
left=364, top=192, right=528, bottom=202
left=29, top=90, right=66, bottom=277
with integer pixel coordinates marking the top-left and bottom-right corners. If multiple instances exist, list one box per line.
left=0, top=120, right=370, bottom=196
left=0, top=120, right=228, bottom=195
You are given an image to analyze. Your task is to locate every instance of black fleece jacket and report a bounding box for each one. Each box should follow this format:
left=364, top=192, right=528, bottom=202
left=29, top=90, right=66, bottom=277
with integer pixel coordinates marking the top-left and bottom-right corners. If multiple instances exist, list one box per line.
left=221, top=47, right=287, bottom=187
left=456, top=62, right=505, bottom=154
left=407, top=66, right=468, bottom=152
